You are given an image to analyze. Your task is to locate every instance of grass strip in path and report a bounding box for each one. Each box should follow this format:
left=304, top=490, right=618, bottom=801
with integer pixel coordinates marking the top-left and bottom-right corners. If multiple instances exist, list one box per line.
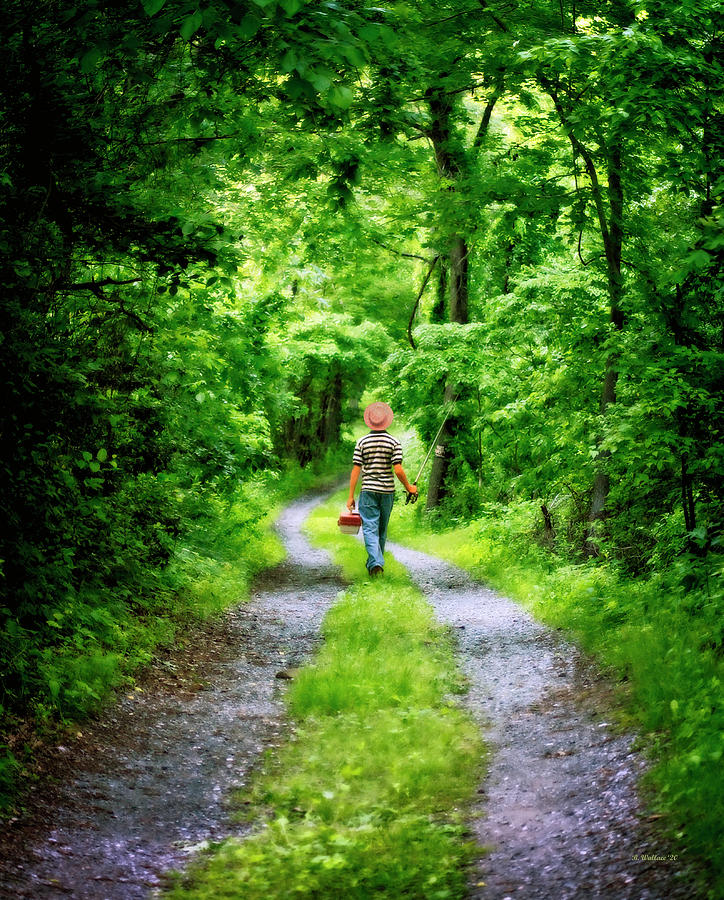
left=167, top=493, right=485, bottom=899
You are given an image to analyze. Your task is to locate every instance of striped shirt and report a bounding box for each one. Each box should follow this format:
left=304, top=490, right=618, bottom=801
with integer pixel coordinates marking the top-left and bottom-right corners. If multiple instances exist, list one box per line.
left=353, top=431, right=403, bottom=493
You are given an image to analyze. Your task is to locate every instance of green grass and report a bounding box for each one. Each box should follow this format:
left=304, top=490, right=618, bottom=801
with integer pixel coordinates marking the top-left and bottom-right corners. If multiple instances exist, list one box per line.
left=167, top=492, right=485, bottom=900
left=389, top=498, right=724, bottom=898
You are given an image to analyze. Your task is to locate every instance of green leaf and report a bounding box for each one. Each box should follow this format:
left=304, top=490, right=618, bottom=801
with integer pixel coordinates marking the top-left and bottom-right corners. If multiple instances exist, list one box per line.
left=281, top=50, right=297, bottom=74
left=237, top=14, right=260, bottom=39
left=96, top=448, right=108, bottom=462
left=180, top=10, right=203, bottom=41
left=359, top=24, right=380, bottom=43
left=142, top=0, right=167, bottom=14
left=341, top=44, right=367, bottom=67
left=686, top=249, right=712, bottom=270
left=328, top=85, right=354, bottom=109
left=80, top=47, right=102, bottom=74
left=280, top=0, right=304, bottom=13
left=310, top=70, right=333, bottom=92
left=88, top=460, right=101, bottom=473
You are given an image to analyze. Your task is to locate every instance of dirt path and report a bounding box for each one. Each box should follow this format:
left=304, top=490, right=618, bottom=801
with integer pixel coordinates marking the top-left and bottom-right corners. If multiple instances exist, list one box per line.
left=387, top=540, right=698, bottom=900
left=0, top=495, right=343, bottom=899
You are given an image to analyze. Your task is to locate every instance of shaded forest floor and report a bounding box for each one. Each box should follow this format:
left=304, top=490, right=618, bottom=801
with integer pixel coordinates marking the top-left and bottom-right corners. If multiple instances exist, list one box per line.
left=0, top=494, right=703, bottom=899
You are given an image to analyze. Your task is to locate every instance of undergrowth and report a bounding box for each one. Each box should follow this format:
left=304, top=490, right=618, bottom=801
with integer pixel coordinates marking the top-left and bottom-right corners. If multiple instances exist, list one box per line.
left=390, top=498, right=724, bottom=898
left=167, top=492, right=485, bottom=899
left=0, top=458, right=345, bottom=814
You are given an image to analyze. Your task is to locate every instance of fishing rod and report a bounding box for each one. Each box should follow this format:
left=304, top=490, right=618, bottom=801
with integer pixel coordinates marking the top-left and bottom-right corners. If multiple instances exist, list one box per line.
left=406, top=394, right=459, bottom=505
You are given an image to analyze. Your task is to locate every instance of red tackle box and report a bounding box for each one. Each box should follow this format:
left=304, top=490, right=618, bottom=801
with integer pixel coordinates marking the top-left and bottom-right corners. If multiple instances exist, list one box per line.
left=337, top=511, right=362, bottom=534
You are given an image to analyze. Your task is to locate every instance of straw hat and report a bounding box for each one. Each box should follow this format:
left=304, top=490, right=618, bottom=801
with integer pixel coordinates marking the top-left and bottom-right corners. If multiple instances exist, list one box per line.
left=364, top=402, right=394, bottom=431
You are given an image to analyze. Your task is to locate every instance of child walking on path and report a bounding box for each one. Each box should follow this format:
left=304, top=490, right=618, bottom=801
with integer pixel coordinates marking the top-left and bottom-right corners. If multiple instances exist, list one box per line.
left=347, top=402, right=418, bottom=576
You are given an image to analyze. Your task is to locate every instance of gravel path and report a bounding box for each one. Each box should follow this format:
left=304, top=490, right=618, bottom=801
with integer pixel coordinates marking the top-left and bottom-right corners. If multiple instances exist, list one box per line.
left=387, top=540, right=698, bottom=900
left=0, top=500, right=702, bottom=899
left=0, top=495, right=342, bottom=900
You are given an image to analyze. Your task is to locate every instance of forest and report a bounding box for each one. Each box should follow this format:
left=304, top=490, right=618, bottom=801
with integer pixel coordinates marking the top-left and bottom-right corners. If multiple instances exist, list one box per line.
left=1, top=0, right=722, bottom=893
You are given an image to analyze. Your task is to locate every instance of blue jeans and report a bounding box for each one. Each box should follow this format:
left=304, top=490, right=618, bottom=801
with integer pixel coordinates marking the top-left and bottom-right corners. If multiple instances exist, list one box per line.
left=358, top=490, right=395, bottom=572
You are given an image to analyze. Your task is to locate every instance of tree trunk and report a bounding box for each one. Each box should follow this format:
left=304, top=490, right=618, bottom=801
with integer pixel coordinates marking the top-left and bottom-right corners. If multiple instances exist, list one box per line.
left=542, top=80, right=628, bottom=552
left=541, top=504, right=555, bottom=547
left=431, top=261, right=447, bottom=323
left=425, top=242, right=468, bottom=508
left=584, top=143, right=625, bottom=555
left=426, top=383, right=457, bottom=510
left=321, top=368, right=343, bottom=448
left=681, top=456, right=696, bottom=533
left=424, top=87, right=471, bottom=509
left=449, top=236, right=469, bottom=323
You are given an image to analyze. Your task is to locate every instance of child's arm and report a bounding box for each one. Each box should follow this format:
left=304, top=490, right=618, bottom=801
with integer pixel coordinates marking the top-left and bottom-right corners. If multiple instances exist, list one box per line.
left=347, top=465, right=361, bottom=510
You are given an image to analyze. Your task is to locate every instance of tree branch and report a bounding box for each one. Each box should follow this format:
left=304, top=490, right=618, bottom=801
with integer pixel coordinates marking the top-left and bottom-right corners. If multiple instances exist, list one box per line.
left=62, top=278, right=151, bottom=331
left=65, top=277, right=142, bottom=293
left=577, top=226, right=590, bottom=266
left=371, top=237, right=435, bottom=263
left=408, top=256, right=440, bottom=350
left=408, top=81, right=486, bottom=103
left=477, top=0, right=510, bottom=32
left=473, top=74, right=504, bottom=152
left=133, top=133, right=244, bottom=147
left=541, top=77, right=611, bottom=251
left=423, top=6, right=486, bottom=27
